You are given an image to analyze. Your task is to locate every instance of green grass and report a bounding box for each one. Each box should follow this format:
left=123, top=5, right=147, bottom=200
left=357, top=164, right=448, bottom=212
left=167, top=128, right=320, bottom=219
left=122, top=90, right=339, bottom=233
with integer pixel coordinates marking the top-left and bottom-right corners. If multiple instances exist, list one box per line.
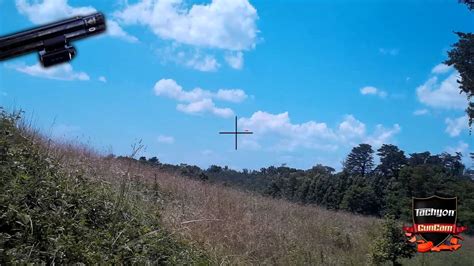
left=0, top=109, right=208, bottom=264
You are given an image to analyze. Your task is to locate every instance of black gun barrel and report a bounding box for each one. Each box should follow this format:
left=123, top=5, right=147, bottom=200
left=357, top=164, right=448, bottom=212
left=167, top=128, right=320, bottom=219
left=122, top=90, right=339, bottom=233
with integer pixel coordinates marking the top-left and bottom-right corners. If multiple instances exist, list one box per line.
left=0, top=12, right=106, bottom=64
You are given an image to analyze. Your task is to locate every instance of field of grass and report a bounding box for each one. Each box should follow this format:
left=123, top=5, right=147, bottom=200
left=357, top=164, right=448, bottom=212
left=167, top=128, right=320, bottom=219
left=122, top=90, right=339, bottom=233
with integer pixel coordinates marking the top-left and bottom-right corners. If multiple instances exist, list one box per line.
left=107, top=160, right=474, bottom=265
left=1, top=110, right=473, bottom=264
left=0, top=111, right=208, bottom=264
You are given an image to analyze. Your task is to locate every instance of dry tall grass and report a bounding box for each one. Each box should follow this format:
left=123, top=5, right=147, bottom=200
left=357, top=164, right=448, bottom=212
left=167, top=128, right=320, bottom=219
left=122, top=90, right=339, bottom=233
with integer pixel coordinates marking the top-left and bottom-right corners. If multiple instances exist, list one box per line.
left=23, top=125, right=474, bottom=265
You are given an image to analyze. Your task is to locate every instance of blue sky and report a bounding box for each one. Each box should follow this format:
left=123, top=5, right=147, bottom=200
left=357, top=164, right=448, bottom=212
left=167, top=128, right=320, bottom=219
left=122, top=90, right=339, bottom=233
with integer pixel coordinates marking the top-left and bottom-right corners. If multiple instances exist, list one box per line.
left=0, top=0, right=473, bottom=170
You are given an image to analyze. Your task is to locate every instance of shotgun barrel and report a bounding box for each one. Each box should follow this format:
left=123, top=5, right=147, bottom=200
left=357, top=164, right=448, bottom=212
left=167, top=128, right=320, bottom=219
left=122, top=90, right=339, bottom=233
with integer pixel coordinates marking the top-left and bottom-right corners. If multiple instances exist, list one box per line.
left=0, top=12, right=106, bottom=67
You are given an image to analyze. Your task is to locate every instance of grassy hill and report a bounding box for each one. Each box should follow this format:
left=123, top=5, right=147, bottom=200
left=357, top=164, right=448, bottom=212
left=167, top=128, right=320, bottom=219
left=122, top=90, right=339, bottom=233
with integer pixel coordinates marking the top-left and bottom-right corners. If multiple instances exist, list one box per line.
left=0, top=110, right=208, bottom=264
left=1, top=109, right=473, bottom=264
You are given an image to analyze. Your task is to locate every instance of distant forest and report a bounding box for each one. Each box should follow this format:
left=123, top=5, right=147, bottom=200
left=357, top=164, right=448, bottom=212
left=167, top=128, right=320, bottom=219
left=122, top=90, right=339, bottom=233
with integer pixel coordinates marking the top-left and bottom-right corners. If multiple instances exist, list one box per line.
left=121, top=143, right=474, bottom=234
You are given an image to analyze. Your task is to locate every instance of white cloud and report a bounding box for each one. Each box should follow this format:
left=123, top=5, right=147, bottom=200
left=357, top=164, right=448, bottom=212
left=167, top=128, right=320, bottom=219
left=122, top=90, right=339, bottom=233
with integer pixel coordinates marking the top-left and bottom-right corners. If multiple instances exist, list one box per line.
left=157, top=46, right=222, bottom=72
left=107, top=19, right=139, bottom=43
left=177, top=99, right=234, bottom=118
left=115, top=0, right=258, bottom=51
left=431, top=63, right=452, bottom=74
left=216, top=89, right=247, bottom=103
left=115, top=0, right=258, bottom=71
left=153, top=78, right=245, bottom=118
left=8, top=63, right=90, bottom=81
left=416, top=71, right=465, bottom=110
left=338, top=115, right=366, bottom=140
left=360, top=86, right=377, bottom=95
left=239, top=111, right=334, bottom=138
left=360, top=86, right=387, bottom=98
left=337, top=115, right=400, bottom=147
left=240, top=138, right=261, bottom=150
left=16, top=0, right=95, bottom=24
left=445, top=141, right=471, bottom=166
left=413, top=109, right=429, bottom=116
left=154, top=79, right=210, bottom=102
left=365, top=124, right=401, bottom=147
left=98, top=76, right=107, bottom=83
left=445, top=115, right=468, bottom=137
left=445, top=141, right=469, bottom=155
left=15, top=0, right=136, bottom=42
left=154, top=79, right=246, bottom=103
left=225, top=52, right=244, bottom=70
left=238, top=111, right=336, bottom=151
left=238, top=112, right=400, bottom=151
left=185, top=54, right=220, bottom=72
left=379, top=48, right=399, bottom=56
left=157, top=135, right=175, bottom=144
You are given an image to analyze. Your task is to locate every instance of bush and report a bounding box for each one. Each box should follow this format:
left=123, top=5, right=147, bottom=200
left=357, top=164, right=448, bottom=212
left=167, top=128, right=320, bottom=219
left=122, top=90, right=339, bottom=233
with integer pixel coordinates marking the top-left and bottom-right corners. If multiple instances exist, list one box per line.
left=368, top=216, right=414, bottom=266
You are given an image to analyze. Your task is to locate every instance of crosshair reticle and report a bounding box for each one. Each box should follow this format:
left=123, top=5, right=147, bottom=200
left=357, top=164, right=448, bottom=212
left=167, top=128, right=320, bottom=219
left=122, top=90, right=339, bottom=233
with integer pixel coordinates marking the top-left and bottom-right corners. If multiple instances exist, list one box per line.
left=219, top=116, right=253, bottom=150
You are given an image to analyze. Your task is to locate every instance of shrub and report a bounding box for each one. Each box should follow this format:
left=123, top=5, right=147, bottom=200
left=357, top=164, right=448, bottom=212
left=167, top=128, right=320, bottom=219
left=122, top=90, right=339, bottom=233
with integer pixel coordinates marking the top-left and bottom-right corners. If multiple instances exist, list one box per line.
left=368, top=216, right=414, bottom=266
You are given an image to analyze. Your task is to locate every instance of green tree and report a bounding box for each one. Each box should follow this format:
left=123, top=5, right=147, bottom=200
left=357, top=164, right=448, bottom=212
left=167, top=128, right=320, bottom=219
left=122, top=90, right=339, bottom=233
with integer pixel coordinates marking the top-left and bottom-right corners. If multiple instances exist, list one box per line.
left=383, top=184, right=411, bottom=220
left=445, top=1, right=473, bottom=126
left=340, top=183, right=380, bottom=215
left=266, top=180, right=282, bottom=198
left=198, top=172, right=209, bottom=181
left=369, top=216, right=414, bottom=266
left=376, top=144, right=407, bottom=177
left=284, top=174, right=299, bottom=200
left=295, top=178, right=311, bottom=203
left=407, top=152, right=431, bottom=166
left=373, top=145, right=407, bottom=209
left=148, top=156, right=160, bottom=164
left=440, top=152, right=465, bottom=176
left=308, top=164, right=335, bottom=175
left=343, top=144, right=374, bottom=177
left=397, top=164, right=445, bottom=198
left=319, top=172, right=352, bottom=209
left=460, top=0, right=474, bottom=11
left=208, top=165, right=223, bottom=173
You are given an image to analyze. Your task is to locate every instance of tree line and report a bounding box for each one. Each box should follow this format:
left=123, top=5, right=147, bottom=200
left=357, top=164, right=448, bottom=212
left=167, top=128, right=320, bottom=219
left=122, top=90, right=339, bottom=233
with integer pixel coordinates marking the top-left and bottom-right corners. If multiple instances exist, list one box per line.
left=131, top=143, right=474, bottom=234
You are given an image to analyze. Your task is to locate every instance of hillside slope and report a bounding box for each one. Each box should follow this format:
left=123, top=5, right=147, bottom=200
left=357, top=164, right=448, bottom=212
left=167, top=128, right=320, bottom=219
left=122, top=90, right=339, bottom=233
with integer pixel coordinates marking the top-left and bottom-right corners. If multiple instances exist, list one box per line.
left=1, top=110, right=473, bottom=265
left=0, top=111, right=207, bottom=263
left=118, top=162, right=474, bottom=265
